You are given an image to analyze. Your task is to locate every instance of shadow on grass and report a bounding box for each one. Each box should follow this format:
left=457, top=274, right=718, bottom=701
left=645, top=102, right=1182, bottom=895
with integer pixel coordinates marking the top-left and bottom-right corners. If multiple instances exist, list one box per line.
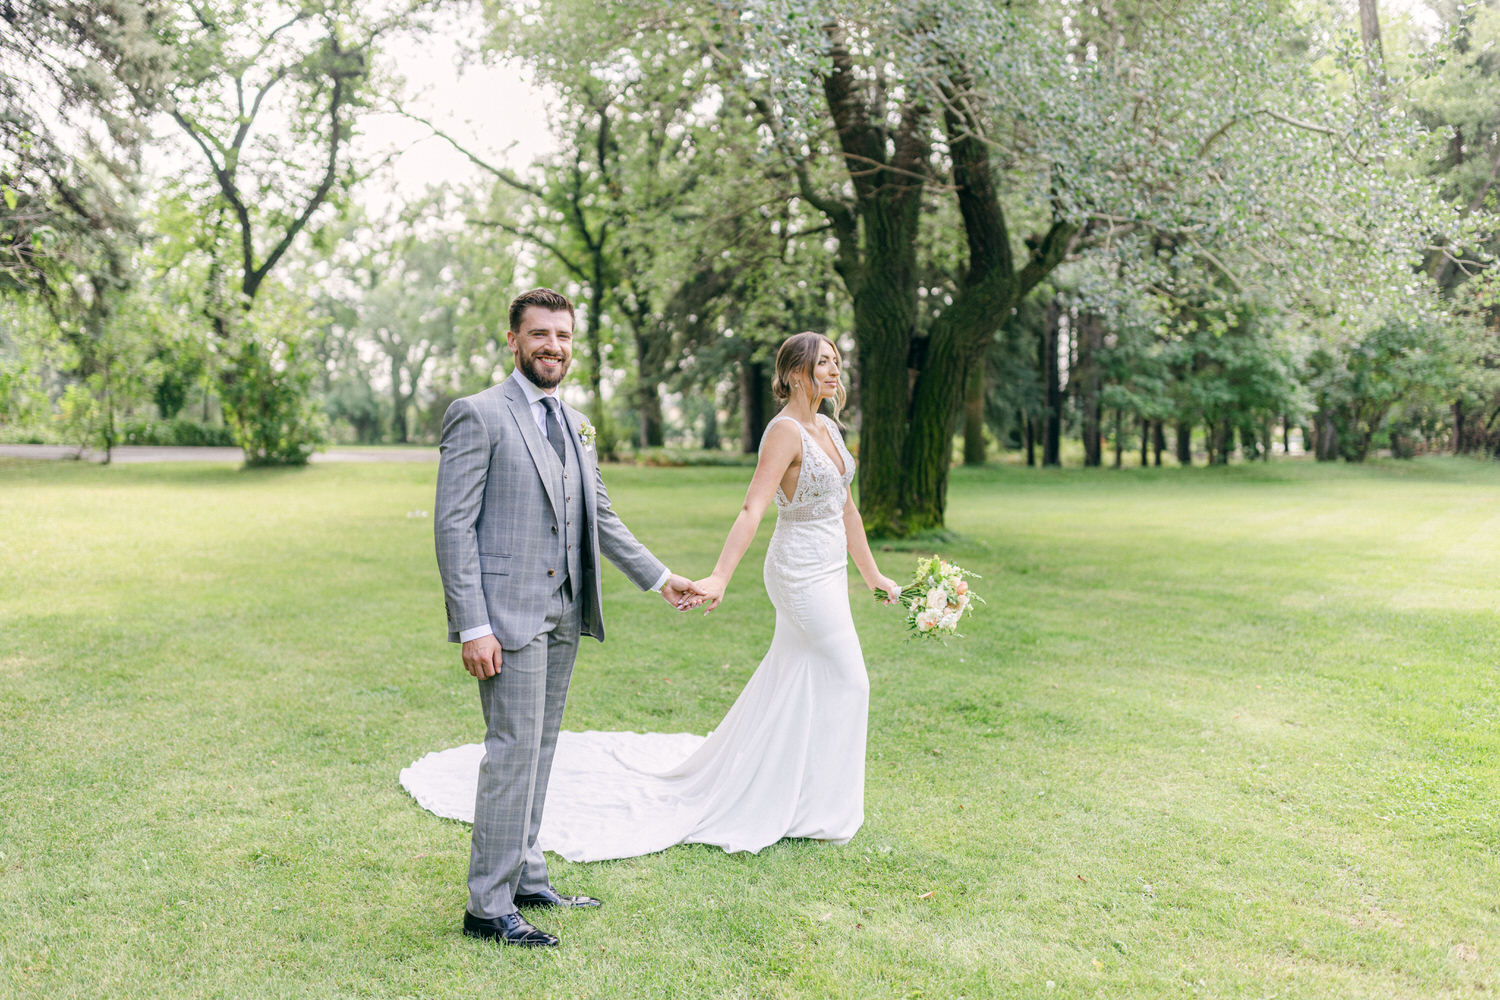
left=951, top=454, right=1500, bottom=489
left=0, top=457, right=357, bottom=489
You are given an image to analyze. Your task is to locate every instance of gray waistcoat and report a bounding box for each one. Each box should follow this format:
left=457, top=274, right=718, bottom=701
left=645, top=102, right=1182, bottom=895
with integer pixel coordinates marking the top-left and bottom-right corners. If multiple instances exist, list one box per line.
left=539, top=423, right=587, bottom=599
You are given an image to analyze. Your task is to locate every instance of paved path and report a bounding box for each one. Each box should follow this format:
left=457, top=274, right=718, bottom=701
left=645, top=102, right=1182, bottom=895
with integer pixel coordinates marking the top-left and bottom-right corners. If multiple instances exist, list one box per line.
left=0, top=444, right=439, bottom=464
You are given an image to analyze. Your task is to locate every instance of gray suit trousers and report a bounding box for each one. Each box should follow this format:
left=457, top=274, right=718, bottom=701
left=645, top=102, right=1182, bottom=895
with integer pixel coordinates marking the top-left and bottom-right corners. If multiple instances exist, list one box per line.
left=467, top=587, right=581, bottom=918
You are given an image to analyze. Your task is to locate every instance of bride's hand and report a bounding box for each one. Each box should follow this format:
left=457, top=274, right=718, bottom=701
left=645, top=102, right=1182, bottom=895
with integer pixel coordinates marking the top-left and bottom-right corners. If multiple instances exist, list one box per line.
left=872, top=575, right=902, bottom=605
left=695, top=575, right=727, bottom=614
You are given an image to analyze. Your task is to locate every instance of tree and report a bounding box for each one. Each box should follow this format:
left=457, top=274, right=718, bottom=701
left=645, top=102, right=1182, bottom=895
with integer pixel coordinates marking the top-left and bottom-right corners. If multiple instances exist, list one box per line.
left=415, top=31, right=828, bottom=455
left=1401, top=1, right=1500, bottom=453
left=152, top=0, right=427, bottom=463
left=517, top=0, right=1459, bottom=531
left=1, top=0, right=165, bottom=295
left=303, top=188, right=518, bottom=444
left=1, top=0, right=170, bottom=460
left=1306, top=316, right=1472, bottom=461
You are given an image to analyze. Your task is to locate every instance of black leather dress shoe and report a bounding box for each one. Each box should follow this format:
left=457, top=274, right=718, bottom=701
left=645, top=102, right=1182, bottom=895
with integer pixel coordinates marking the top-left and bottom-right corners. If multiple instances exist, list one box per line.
left=512, top=885, right=602, bottom=909
left=462, top=910, right=559, bottom=947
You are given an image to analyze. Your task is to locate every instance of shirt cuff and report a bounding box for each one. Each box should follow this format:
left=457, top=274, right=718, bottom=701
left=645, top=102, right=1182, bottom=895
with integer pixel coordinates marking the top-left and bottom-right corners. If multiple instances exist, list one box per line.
left=458, top=623, right=494, bottom=643
left=649, top=568, right=671, bottom=593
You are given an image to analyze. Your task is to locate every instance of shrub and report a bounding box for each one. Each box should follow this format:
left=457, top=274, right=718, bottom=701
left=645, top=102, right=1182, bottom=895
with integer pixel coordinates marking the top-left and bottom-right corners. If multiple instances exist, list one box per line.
left=120, top=418, right=237, bottom=447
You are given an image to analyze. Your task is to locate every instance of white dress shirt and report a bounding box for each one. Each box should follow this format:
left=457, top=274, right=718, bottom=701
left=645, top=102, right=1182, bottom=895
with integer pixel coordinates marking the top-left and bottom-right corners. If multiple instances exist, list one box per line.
left=458, top=371, right=670, bottom=644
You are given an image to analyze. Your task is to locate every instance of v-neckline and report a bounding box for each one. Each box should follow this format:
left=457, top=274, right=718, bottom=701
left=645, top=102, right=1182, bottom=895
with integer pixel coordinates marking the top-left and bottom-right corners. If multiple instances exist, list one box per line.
left=797, top=417, right=846, bottom=477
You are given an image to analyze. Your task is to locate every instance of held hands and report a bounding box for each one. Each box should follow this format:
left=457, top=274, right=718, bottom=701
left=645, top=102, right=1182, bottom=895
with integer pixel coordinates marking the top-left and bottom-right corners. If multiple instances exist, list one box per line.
left=461, top=634, right=503, bottom=679
left=661, top=574, right=708, bottom=611
left=693, top=575, right=728, bottom=614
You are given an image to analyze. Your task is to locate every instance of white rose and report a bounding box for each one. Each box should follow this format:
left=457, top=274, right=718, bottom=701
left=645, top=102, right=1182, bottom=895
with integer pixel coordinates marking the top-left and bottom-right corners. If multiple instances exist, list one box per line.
left=939, top=610, right=961, bottom=630
left=956, top=593, right=970, bottom=612
left=916, top=610, right=939, bottom=631
left=925, top=587, right=947, bottom=611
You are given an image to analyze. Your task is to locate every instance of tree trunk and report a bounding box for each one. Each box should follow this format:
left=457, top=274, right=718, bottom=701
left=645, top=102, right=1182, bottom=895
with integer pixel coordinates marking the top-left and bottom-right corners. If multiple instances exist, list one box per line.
left=1453, top=400, right=1464, bottom=454
left=740, top=359, right=770, bottom=453
left=637, top=385, right=664, bottom=448
left=850, top=197, right=924, bottom=535
left=101, top=354, right=114, bottom=466
left=585, top=281, right=614, bottom=458
left=901, top=329, right=967, bottom=531
left=1041, top=299, right=1061, bottom=467
left=1238, top=424, right=1258, bottom=461
left=702, top=399, right=720, bottom=450
left=1023, top=412, right=1035, bottom=467
left=817, top=36, right=1075, bottom=534
left=389, top=354, right=408, bottom=444
left=1076, top=311, right=1103, bottom=468
left=1112, top=411, right=1123, bottom=469
left=1152, top=421, right=1165, bottom=466
left=1216, top=419, right=1233, bottom=464
left=1360, top=0, right=1385, bottom=97
left=1140, top=417, right=1150, bottom=467
left=962, top=363, right=986, bottom=465
left=1315, top=412, right=1340, bottom=461
left=1176, top=422, right=1192, bottom=466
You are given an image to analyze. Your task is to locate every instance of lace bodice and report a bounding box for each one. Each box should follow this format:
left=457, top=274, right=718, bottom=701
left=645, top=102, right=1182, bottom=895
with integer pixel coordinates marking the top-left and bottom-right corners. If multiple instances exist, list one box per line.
left=764, top=413, right=855, bottom=524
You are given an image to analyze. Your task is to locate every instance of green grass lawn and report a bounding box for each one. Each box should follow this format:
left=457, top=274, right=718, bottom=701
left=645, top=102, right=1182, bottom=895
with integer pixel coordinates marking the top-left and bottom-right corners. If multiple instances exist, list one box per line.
left=1, top=455, right=1497, bottom=999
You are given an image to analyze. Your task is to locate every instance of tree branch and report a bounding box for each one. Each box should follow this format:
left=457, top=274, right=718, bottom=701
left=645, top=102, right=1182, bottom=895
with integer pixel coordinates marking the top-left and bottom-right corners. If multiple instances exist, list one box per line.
left=393, top=103, right=546, bottom=198
left=247, top=43, right=351, bottom=298
left=170, top=107, right=257, bottom=291
left=821, top=22, right=887, bottom=203
left=1017, top=218, right=1080, bottom=298
left=941, top=75, right=1011, bottom=286
left=473, top=218, right=588, bottom=282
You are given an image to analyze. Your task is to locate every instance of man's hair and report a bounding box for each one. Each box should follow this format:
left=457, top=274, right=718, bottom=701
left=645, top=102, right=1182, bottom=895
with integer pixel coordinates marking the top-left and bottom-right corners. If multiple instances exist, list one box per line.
left=508, top=288, right=575, bottom=333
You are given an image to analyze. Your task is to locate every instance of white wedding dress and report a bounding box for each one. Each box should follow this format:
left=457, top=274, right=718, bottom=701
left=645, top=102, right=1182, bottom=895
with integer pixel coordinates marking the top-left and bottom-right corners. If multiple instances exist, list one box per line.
left=400, top=413, right=868, bottom=860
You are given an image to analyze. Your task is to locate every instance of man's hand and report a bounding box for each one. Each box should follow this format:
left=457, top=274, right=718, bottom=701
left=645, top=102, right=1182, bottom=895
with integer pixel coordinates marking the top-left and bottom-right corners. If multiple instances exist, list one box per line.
left=461, top=634, right=503, bottom=679
left=661, top=574, right=707, bottom=611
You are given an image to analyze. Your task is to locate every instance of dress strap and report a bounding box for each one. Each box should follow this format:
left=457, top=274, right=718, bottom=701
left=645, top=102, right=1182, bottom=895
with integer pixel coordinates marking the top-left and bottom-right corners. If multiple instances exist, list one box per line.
left=759, top=413, right=808, bottom=451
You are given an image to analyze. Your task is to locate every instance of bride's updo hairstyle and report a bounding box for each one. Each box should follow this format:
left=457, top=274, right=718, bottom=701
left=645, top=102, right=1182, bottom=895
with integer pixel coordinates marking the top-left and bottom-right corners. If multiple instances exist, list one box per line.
left=772, top=331, right=846, bottom=419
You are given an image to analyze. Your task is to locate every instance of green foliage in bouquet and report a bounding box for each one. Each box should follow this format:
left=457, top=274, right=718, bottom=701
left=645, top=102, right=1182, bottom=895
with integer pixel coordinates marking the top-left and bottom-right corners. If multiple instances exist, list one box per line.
left=875, top=555, right=983, bottom=638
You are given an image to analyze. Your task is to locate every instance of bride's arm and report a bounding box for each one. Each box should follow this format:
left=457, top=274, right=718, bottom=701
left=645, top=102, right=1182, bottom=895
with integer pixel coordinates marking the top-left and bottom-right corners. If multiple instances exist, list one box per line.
left=843, top=494, right=901, bottom=602
left=695, top=421, right=801, bottom=612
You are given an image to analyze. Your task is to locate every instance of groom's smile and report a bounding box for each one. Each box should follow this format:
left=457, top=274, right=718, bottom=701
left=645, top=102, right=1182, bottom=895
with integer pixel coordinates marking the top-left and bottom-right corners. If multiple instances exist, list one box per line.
left=507, top=306, right=574, bottom=390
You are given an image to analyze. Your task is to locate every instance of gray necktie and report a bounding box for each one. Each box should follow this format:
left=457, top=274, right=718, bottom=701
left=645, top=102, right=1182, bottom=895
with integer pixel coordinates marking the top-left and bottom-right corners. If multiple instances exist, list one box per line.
left=541, top=397, right=567, bottom=467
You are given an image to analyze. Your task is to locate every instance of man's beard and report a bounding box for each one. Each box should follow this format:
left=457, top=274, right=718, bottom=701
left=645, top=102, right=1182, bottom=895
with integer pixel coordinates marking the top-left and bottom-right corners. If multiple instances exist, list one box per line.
left=518, top=346, right=570, bottom=389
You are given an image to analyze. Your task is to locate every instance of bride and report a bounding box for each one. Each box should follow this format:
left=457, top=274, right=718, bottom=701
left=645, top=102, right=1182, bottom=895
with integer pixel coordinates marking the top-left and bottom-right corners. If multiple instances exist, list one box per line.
left=401, top=331, right=902, bottom=860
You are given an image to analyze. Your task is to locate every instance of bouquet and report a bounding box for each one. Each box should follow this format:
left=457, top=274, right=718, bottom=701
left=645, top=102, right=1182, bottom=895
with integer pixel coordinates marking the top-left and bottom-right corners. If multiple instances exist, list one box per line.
left=875, top=556, right=982, bottom=638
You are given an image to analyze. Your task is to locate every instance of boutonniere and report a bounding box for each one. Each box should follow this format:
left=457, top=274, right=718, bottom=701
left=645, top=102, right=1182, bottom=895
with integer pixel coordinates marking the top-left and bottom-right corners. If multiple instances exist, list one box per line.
left=577, top=416, right=597, bottom=452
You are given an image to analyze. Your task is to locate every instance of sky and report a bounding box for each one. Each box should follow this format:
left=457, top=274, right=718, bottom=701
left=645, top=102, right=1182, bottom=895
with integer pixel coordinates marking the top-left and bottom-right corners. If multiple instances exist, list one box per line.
left=352, top=31, right=559, bottom=211
left=140, top=23, right=559, bottom=217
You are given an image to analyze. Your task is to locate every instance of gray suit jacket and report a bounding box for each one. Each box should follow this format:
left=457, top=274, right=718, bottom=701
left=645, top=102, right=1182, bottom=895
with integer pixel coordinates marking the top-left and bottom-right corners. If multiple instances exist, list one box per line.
left=434, top=375, right=666, bottom=649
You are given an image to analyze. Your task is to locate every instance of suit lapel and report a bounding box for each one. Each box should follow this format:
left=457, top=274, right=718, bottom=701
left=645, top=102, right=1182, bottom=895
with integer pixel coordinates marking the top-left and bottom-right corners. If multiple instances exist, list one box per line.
left=502, top=377, right=563, bottom=523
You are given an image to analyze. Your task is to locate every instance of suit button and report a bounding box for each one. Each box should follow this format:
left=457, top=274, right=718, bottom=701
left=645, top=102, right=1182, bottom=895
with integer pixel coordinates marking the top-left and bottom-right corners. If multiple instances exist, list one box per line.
left=563, top=472, right=568, bottom=479
left=551, top=526, right=558, bottom=534
left=547, top=569, right=556, bottom=577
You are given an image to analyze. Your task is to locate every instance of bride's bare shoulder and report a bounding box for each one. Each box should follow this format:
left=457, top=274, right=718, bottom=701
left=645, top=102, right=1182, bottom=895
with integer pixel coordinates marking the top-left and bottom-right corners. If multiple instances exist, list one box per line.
left=761, top=418, right=803, bottom=455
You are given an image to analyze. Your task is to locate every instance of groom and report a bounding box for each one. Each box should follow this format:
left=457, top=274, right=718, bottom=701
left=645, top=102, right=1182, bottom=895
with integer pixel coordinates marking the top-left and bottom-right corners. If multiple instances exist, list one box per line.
left=434, top=287, right=701, bottom=948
